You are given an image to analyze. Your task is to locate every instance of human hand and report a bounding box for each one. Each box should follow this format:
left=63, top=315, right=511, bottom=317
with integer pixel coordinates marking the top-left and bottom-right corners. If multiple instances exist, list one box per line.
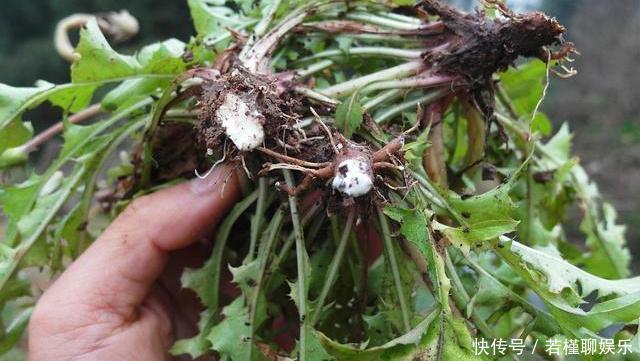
left=28, top=167, right=239, bottom=361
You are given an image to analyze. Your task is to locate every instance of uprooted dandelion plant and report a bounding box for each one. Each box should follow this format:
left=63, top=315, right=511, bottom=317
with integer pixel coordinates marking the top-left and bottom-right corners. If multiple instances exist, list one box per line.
left=0, top=0, right=638, bottom=360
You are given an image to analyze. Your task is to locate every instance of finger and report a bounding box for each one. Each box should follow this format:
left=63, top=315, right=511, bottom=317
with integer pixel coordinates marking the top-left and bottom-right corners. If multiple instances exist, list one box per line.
left=37, top=166, right=240, bottom=320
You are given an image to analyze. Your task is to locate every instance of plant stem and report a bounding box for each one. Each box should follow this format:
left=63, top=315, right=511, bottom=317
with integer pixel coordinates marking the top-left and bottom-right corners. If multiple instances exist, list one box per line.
left=496, top=83, right=519, bottom=120
left=380, top=12, right=424, bottom=25
left=297, top=47, right=422, bottom=63
left=411, top=170, right=466, bottom=223
left=283, top=170, right=308, bottom=361
left=296, top=59, right=334, bottom=78
left=443, top=251, right=493, bottom=337
left=247, top=209, right=285, bottom=361
left=4, top=98, right=153, bottom=248
left=141, top=87, right=175, bottom=188
left=210, top=190, right=259, bottom=314
left=375, top=90, right=447, bottom=124
left=294, top=86, right=339, bottom=105
left=321, top=60, right=425, bottom=98
left=246, top=178, right=268, bottom=264
left=23, top=104, right=102, bottom=153
left=362, top=74, right=453, bottom=94
left=526, top=160, right=535, bottom=244
left=268, top=203, right=322, bottom=278
left=0, top=165, right=86, bottom=289
left=310, top=209, right=355, bottom=326
left=242, top=0, right=318, bottom=72
left=362, top=89, right=403, bottom=110
left=423, top=100, right=449, bottom=186
left=466, top=257, right=556, bottom=325
left=76, top=117, right=146, bottom=255
left=377, top=209, right=411, bottom=333
left=253, top=0, right=282, bottom=38
left=320, top=32, right=421, bottom=44
left=203, top=20, right=259, bottom=47
left=258, top=147, right=331, bottom=168
left=346, top=12, right=424, bottom=31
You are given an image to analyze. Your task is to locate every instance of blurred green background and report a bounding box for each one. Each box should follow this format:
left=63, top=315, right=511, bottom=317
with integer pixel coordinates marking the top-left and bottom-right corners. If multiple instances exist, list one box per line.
left=0, top=0, right=638, bottom=259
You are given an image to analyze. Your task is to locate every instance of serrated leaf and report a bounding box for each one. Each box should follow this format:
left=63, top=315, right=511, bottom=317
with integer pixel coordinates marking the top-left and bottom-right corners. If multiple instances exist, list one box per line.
left=500, top=60, right=552, bottom=135
left=102, top=78, right=169, bottom=112
left=316, top=309, right=439, bottom=360
left=498, top=239, right=640, bottom=333
left=364, top=312, right=398, bottom=347
left=539, top=123, right=572, bottom=166
left=137, top=39, right=186, bottom=74
left=0, top=164, right=87, bottom=290
left=0, top=118, right=33, bottom=168
left=72, top=20, right=185, bottom=83
left=67, top=20, right=184, bottom=112
left=507, top=239, right=640, bottom=298
left=59, top=121, right=104, bottom=160
left=174, top=191, right=258, bottom=358
left=441, top=183, right=519, bottom=252
left=38, top=80, right=98, bottom=113
left=335, top=93, right=364, bottom=138
left=0, top=84, right=49, bottom=129
left=317, top=309, right=481, bottom=361
left=0, top=307, right=32, bottom=355
left=436, top=219, right=519, bottom=255
left=188, top=0, right=248, bottom=38
left=71, top=20, right=141, bottom=82
left=1, top=27, right=182, bottom=142
left=442, top=315, right=480, bottom=360
left=383, top=206, right=428, bottom=254
left=0, top=83, right=93, bottom=130
left=0, top=175, right=42, bottom=244
left=0, top=111, right=133, bottom=286
left=181, top=257, right=219, bottom=311
left=581, top=203, right=630, bottom=279
left=0, top=119, right=32, bottom=155
left=303, top=326, right=336, bottom=360
left=466, top=271, right=509, bottom=317
left=206, top=298, right=269, bottom=361
left=550, top=290, right=640, bottom=333
left=448, top=184, right=518, bottom=226
left=230, top=261, right=260, bottom=297
left=403, top=126, right=431, bottom=171
left=170, top=309, right=214, bottom=357
left=288, top=279, right=311, bottom=314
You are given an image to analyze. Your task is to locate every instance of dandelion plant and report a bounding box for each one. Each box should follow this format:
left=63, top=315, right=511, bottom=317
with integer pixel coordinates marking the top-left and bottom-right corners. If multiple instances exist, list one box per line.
left=1, top=0, right=638, bottom=360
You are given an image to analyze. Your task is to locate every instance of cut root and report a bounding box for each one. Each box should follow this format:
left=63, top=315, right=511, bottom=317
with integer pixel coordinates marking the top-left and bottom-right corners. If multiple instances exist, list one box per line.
left=331, top=158, right=374, bottom=197
left=216, top=93, right=265, bottom=151
left=262, top=134, right=407, bottom=201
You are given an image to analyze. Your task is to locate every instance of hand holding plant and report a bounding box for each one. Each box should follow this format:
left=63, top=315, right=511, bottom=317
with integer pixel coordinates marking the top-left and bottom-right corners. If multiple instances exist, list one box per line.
left=28, top=167, right=239, bottom=360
